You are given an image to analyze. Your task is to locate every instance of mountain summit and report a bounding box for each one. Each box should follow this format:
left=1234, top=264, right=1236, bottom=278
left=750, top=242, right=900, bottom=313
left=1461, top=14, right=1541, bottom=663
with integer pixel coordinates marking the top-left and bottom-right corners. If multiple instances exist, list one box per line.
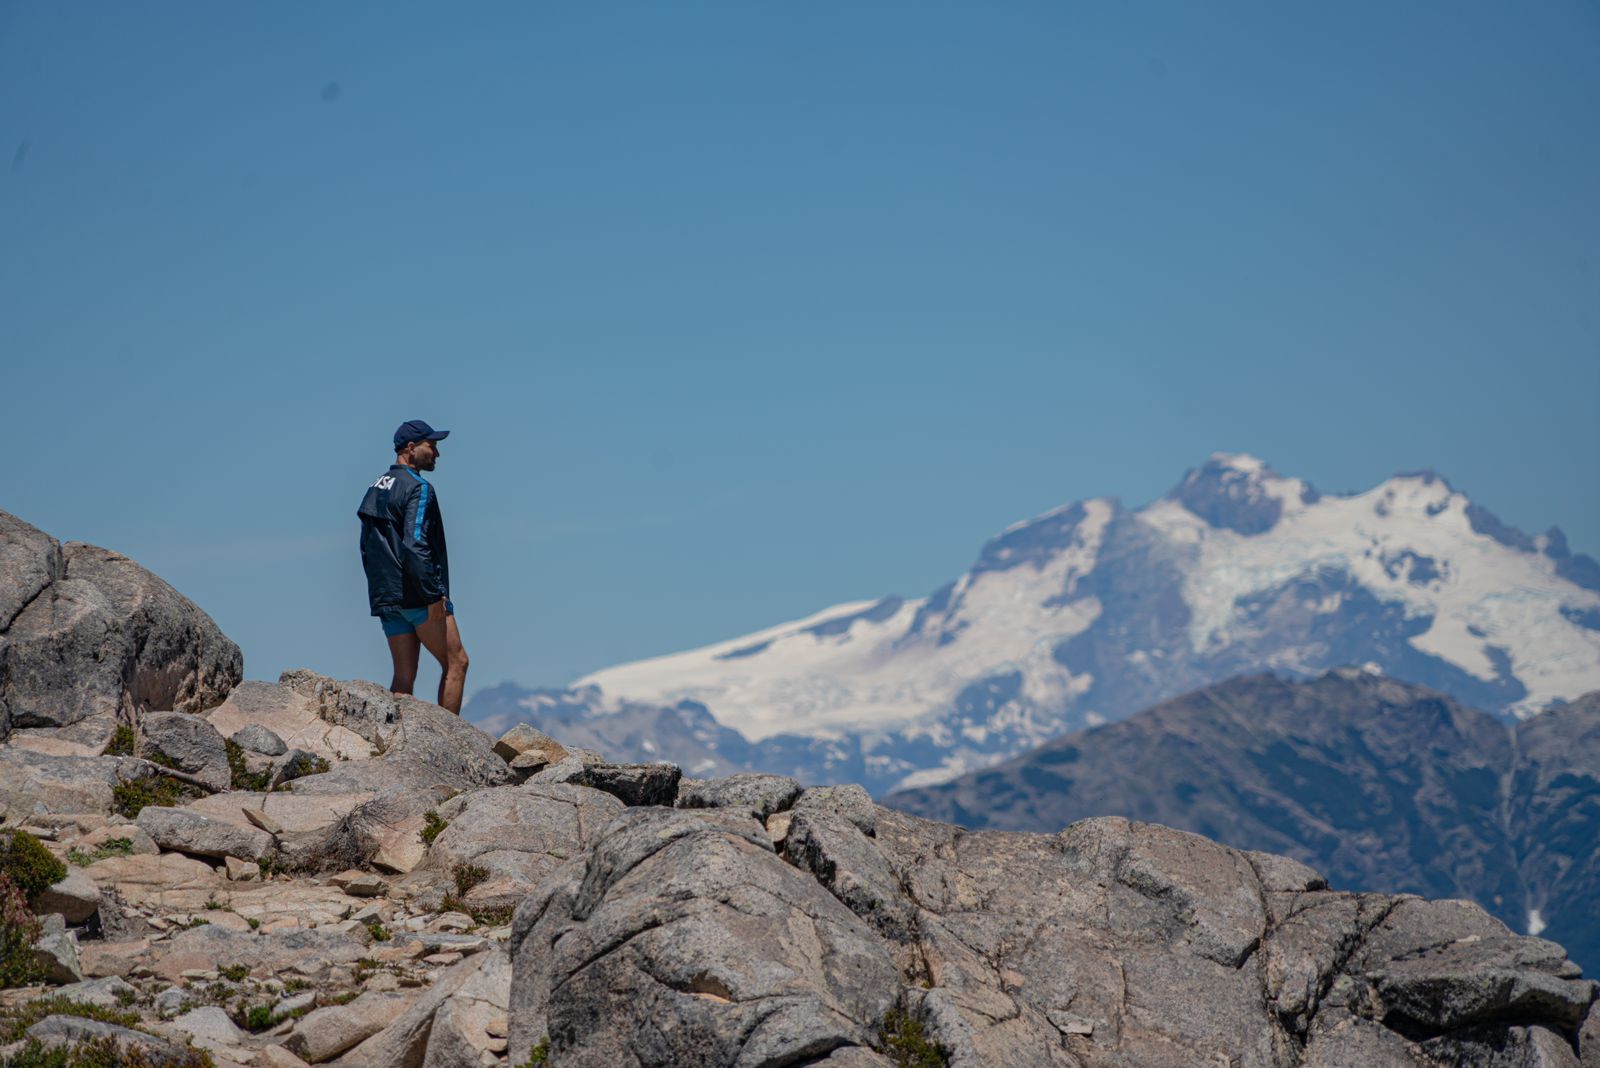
left=474, top=455, right=1600, bottom=793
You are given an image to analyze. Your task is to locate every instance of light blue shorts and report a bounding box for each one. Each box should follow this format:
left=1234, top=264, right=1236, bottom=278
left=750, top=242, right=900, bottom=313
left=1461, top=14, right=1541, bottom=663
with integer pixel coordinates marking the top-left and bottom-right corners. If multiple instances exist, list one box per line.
left=380, top=600, right=454, bottom=638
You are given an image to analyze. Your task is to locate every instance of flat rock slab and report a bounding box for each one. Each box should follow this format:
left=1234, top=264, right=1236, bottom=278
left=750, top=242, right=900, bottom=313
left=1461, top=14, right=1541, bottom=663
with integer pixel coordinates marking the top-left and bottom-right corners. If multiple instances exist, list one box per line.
left=185, top=790, right=374, bottom=837
left=283, top=991, right=412, bottom=1063
left=0, top=748, right=150, bottom=821
left=676, top=772, right=802, bottom=820
left=171, top=1005, right=247, bottom=1053
left=426, top=783, right=623, bottom=909
left=148, top=924, right=370, bottom=982
left=573, top=762, right=682, bottom=807
left=137, top=805, right=276, bottom=861
left=82, top=852, right=225, bottom=912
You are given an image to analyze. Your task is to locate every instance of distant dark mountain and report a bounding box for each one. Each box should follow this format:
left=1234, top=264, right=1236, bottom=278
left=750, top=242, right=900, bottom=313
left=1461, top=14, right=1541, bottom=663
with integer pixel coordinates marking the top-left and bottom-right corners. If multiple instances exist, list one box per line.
left=472, top=455, right=1600, bottom=794
left=884, top=671, right=1600, bottom=969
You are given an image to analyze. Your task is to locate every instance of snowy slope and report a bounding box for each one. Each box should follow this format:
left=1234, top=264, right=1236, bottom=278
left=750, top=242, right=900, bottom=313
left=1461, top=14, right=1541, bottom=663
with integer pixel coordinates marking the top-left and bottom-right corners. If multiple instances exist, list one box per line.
left=489, top=455, right=1600, bottom=793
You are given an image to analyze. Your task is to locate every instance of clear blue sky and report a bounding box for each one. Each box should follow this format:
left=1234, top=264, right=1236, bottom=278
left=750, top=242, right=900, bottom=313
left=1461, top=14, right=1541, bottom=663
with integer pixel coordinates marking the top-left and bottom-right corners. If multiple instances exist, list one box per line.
left=4, top=2, right=1597, bottom=698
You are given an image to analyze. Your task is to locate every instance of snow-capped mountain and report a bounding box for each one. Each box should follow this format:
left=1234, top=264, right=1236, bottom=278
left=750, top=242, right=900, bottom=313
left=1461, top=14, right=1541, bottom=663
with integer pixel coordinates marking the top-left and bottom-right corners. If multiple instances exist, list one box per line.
left=471, top=455, right=1600, bottom=794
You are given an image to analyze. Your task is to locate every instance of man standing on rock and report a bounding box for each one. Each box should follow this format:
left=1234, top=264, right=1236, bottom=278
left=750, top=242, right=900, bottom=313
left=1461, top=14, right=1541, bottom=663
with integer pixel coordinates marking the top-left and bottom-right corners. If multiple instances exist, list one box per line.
left=358, top=420, right=469, bottom=714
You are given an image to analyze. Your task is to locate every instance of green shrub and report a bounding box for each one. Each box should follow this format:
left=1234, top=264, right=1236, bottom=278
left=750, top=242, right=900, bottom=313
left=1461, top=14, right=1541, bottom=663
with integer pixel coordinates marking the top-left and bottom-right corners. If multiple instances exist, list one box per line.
left=112, top=776, right=200, bottom=819
left=242, top=1004, right=279, bottom=1032
left=142, top=746, right=182, bottom=772
left=451, top=863, right=489, bottom=896
left=0, top=1036, right=215, bottom=1067
left=878, top=1007, right=950, bottom=1068
left=364, top=922, right=391, bottom=943
left=218, top=964, right=250, bottom=983
left=65, top=838, right=136, bottom=867
left=520, top=1037, right=550, bottom=1066
left=223, top=740, right=270, bottom=792
left=0, top=874, right=41, bottom=989
left=439, top=894, right=513, bottom=928
left=0, top=996, right=142, bottom=1042
left=420, top=811, right=448, bottom=846
left=102, top=726, right=137, bottom=757
left=0, top=830, right=67, bottom=900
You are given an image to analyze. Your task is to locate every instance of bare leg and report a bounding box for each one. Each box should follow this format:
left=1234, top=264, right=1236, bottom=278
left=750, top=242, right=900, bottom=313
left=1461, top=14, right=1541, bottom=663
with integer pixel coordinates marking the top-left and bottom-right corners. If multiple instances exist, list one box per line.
left=414, top=613, right=469, bottom=715
left=387, top=632, right=422, bottom=696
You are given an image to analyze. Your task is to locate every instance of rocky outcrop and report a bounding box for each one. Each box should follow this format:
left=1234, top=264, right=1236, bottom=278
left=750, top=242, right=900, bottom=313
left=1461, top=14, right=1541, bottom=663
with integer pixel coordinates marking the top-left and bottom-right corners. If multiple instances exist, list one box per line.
left=509, top=806, right=901, bottom=1066
left=889, top=671, right=1600, bottom=972
left=503, top=781, right=1598, bottom=1068
left=0, top=510, right=242, bottom=733
left=278, top=670, right=513, bottom=790
left=424, top=783, right=623, bottom=910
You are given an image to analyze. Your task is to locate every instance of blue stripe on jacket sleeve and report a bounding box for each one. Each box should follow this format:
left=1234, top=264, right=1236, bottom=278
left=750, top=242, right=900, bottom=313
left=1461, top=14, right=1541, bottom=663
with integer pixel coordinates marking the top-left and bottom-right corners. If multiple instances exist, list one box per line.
left=414, top=480, right=429, bottom=541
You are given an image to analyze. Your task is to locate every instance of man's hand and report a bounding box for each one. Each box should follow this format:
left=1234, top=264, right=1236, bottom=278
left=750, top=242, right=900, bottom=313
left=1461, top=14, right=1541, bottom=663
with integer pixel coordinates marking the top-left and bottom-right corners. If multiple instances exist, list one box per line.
left=428, top=598, right=446, bottom=624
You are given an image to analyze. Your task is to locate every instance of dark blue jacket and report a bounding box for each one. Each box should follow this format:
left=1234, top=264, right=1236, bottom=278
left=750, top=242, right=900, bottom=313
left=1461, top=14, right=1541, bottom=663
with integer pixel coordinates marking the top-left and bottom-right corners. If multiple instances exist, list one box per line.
left=358, top=465, right=449, bottom=615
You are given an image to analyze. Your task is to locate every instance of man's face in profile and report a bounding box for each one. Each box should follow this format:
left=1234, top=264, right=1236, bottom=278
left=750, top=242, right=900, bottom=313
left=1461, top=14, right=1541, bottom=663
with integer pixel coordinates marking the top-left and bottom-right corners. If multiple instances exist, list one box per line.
left=407, top=439, right=439, bottom=471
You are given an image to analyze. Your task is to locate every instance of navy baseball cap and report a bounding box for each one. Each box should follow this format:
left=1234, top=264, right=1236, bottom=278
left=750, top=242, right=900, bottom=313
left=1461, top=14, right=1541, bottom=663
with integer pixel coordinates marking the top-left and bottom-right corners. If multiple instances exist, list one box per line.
left=393, top=420, right=450, bottom=449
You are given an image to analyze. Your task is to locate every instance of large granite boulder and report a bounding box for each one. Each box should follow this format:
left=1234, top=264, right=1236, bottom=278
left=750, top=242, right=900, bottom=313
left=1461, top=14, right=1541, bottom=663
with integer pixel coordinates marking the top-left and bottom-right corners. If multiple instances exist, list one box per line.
left=425, top=783, right=623, bottom=910
left=142, top=710, right=231, bottom=791
left=508, top=806, right=901, bottom=1066
left=0, top=511, right=242, bottom=732
left=0, top=511, right=64, bottom=741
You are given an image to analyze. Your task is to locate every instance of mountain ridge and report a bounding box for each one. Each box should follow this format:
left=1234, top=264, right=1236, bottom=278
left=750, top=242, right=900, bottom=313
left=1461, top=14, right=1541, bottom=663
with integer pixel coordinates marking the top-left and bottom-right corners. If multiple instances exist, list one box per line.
left=469, top=455, right=1600, bottom=793
left=884, top=670, right=1600, bottom=970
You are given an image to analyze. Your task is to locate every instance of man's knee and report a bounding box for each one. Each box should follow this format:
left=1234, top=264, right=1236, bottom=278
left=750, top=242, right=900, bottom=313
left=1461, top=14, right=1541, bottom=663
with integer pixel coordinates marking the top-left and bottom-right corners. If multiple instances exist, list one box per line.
left=448, top=648, right=470, bottom=676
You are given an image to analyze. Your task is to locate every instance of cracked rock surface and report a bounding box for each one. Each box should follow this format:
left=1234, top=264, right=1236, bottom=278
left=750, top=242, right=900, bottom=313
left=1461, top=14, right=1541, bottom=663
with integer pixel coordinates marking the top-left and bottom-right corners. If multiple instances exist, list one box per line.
left=505, top=792, right=1598, bottom=1068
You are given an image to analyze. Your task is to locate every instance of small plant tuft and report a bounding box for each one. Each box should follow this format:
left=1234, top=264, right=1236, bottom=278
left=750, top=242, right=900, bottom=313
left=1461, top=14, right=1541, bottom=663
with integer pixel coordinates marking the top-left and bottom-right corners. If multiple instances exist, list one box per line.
left=0, top=997, right=144, bottom=1042
left=439, top=894, right=513, bottom=928
left=0, top=830, right=68, bottom=900
left=519, top=1037, right=550, bottom=1065
left=420, top=811, right=448, bottom=846
left=224, top=740, right=270, bottom=792
left=66, top=837, right=136, bottom=867
left=103, top=725, right=137, bottom=757
left=142, top=746, right=183, bottom=772
left=242, top=1003, right=280, bottom=1031
left=246, top=918, right=261, bottom=931
left=451, top=862, right=489, bottom=897
left=218, top=964, right=250, bottom=983
left=0, top=1034, right=215, bottom=1067
left=112, top=775, right=200, bottom=819
left=364, top=921, right=391, bottom=942
left=878, top=1007, right=950, bottom=1068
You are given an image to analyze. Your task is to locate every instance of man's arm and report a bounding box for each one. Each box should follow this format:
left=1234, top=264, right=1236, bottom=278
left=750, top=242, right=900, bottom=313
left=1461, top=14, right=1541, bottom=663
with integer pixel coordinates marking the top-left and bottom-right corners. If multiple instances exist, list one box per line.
left=399, top=481, right=448, bottom=608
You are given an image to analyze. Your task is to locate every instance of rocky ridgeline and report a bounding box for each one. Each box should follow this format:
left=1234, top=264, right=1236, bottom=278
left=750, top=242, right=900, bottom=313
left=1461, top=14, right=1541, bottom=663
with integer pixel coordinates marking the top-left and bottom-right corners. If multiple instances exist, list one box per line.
left=2, top=509, right=1599, bottom=1067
